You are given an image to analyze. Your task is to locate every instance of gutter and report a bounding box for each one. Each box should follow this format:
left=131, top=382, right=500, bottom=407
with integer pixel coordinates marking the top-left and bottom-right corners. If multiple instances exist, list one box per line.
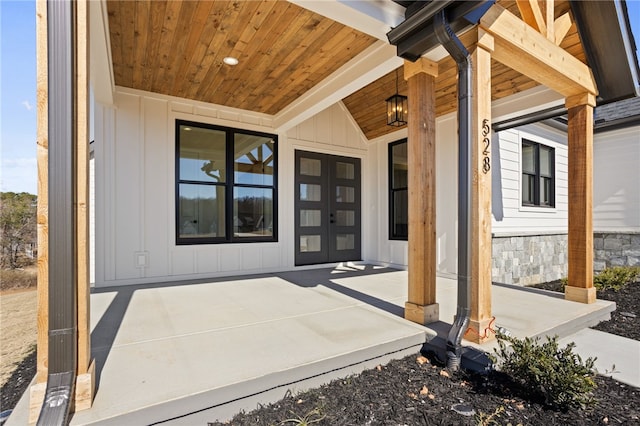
left=570, top=0, right=640, bottom=102
left=491, top=105, right=568, bottom=132
left=38, top=0, right=78, bottom=424
left=387, top=1, right=493, bottom=61
left=433, top=9, right=472, bottom=371
left=615, top=0, right=640, bottom=97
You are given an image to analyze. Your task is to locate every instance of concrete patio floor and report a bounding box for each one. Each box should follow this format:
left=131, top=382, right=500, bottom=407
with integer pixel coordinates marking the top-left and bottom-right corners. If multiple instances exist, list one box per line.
left=8, top=264, right=616, bottom=425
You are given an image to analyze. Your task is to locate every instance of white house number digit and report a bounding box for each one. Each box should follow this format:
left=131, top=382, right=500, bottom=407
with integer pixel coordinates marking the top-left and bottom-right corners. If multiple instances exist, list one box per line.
left=482, top=119, right=491, bottom=174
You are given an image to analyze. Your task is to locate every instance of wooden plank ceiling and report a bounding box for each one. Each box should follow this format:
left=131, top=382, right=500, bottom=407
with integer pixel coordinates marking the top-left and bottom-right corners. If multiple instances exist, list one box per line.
left=107, top=0, right=587, bottom=140
left=345, top=0, right=586, bottom=140
left=107, top=0, right=377, bottom=115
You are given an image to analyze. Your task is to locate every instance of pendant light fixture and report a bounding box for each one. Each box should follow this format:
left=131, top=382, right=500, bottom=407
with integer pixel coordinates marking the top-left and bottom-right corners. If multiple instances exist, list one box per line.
left=386, top=68, right=408, bottom=127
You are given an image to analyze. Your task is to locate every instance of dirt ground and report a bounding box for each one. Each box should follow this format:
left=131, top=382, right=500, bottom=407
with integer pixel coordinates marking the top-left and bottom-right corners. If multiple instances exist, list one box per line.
left=0, top=289, right=37, bottom=389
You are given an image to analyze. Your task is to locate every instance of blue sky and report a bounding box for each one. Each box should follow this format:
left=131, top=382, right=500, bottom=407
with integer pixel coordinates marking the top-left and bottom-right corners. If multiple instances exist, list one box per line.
left=1, top=0, right=640, bottom=195
left=1, top=0, right=36, bottom=194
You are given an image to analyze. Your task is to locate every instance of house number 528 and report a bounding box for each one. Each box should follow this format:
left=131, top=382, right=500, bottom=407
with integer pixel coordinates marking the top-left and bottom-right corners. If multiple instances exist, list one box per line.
left=482, top=118, right=491, bottom=174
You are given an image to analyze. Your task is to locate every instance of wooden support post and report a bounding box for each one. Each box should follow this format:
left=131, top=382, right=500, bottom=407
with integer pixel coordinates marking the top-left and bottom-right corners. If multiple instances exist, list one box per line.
left=30, top=2, right=50, bottom=420
left=34, top=0, right=49, bottom=389
left=31, top=2, right=50, bottom=421
left=465, top=31, right=495, bottom=344
left=403, top=58, right=439, bottom=325
left=76, top=0, right=96, bottom=411
left=565, top=93, right=597, bottom=304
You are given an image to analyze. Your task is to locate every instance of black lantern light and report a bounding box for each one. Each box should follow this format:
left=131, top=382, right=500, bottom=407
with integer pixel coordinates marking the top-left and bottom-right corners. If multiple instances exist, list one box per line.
left=386, top=68, right=408, bottom=127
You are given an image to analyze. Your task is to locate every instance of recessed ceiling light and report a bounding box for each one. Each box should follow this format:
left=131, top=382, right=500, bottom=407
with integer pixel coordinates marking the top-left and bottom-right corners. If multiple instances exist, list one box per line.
left=223, top=56, right=239, bottom=66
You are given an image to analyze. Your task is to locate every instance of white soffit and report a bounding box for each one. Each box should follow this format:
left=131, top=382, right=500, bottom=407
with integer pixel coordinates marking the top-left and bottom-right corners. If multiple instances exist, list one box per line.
left=492, top=86, right=565, bottom=123
left=290, top=0, right=405, bottom=41
left=89, top=0, right=114, bottom=105
left=277, top=1, right=406, bottom=131
left=274, top=41, right=402, bottom=132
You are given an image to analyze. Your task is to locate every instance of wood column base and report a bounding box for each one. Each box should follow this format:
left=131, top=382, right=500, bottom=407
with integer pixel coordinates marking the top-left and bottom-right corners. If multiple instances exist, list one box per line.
left=464, top=318, right=496, bottom=344
left=405, top=302, right=439, bottom=325
left=28, top=382, right=46, bottom=424
left=565, top=286, right=596, bottom=304
left=29, top=359, right=96, bottom=423
left=75, top=359, right=96, bottom=411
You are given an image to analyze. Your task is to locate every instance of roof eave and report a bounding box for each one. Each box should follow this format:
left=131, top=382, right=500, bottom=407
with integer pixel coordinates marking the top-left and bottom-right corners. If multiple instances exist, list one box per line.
left=570, top=0, right=640, bottom=104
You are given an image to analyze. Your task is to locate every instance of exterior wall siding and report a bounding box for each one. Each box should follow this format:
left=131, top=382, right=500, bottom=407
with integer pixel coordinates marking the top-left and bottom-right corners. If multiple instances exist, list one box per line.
left=93, top=88, right=367, bottom=287
left=368, top=113, right=460, bottom=278
left=592, top=126, right=640, bottom=270
left=491, top=123, right=569, bottom=234
left=92, top=87, right=636, bottom=288
left=490, top=122, right=640, bottom=286
left=489, top=123, right=569, bottom=285
left=593, top=126, right=640, bottom=232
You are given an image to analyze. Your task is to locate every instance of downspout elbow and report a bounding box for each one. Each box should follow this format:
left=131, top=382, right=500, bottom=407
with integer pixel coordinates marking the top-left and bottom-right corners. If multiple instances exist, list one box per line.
left=37, top=371, right=76, bottom=426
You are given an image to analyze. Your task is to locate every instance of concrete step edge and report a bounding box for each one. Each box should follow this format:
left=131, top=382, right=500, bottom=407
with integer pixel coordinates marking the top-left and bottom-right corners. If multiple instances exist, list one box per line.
left=88, top=332, right=427, bottom=425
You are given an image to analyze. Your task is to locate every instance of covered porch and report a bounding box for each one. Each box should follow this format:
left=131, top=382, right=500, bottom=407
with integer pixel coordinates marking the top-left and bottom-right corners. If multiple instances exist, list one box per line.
left=30, top=0, right=639, bottom=423
left=11, top=265, right=614, bottom=425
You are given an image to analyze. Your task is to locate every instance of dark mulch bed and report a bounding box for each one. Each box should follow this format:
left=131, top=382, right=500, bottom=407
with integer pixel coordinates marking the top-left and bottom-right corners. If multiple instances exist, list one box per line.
left=0, top=349, right=35, bottom=413
left=532, top=279, right=639, bottom=341
left=209, top=355, right=639, bottom=426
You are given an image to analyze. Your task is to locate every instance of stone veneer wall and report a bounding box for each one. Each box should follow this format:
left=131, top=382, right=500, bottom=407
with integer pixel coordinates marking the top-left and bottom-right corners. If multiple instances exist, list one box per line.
left=492, top=234, right=568, bottom=286
left=492, top=232, right=640, bottom=286
left=593, top=232, right=640, bottom=271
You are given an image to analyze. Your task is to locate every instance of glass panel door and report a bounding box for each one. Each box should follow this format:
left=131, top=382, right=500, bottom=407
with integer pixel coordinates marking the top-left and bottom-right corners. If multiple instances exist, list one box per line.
left=295, top=151, right=328, bottom=265
left=294, top=151, right=361, bottom=266
left=327, top=157, right=361, bottom=262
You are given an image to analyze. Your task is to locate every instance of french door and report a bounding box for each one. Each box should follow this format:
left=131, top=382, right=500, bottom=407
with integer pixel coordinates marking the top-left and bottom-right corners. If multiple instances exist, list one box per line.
left=294, top=151, right=361, bottom=266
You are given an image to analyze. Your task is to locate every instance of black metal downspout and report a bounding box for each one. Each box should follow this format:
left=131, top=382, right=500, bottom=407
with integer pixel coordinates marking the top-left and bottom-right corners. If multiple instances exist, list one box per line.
left=38, top=0, right=78, bottom=424
left=433, top=10, right=472, bottom=371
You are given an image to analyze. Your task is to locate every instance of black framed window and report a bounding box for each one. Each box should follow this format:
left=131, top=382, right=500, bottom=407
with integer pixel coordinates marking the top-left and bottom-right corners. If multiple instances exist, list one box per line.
left=176, top=120, right=277, bottom=244
left=522, top=139, right=555, bottom=207
left=389, top=139, right=408, bottom=240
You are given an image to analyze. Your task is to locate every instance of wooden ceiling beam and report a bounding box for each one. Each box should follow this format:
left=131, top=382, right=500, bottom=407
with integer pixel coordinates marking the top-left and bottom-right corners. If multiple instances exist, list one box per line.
left=515, top=0, right=546, bottom=34
left=545, top=0, right=554, bottom=42
left=480, top=4, right=597, bottom=98
left=554, top=12, right=573, bottom=45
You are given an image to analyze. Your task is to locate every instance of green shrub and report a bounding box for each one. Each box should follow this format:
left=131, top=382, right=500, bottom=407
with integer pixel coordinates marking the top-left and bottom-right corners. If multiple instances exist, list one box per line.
left=492, top=334, right=597, bottom=410
left=593, top=266, right=640, bottom=292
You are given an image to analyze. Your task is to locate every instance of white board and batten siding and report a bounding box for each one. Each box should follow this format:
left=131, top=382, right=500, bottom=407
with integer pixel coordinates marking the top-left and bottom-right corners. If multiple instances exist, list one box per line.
left=593, top=126, right=640, bottom=232
left=491, top=123, right=569, bottom=236
left=93, top=88, right=369, bottom=287
left=366, top=113, right=460, bottom=278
